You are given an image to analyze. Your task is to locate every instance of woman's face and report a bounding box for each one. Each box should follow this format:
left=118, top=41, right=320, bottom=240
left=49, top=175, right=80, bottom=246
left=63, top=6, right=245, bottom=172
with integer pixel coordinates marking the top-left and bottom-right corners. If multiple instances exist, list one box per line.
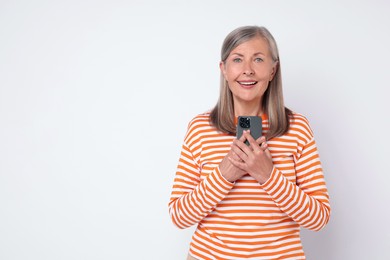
left=220, top=37, right=277, bottom=107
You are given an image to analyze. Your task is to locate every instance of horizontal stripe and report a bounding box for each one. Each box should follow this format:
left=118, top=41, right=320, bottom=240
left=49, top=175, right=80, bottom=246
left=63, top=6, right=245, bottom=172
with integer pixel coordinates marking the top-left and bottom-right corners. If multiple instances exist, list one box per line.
left=169, top=112, right=330, bottom=259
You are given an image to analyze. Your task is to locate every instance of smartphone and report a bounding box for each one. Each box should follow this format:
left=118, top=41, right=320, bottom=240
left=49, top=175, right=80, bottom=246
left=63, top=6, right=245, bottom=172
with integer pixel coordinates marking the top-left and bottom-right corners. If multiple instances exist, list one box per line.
left=236, top=116, right=262, bottom=145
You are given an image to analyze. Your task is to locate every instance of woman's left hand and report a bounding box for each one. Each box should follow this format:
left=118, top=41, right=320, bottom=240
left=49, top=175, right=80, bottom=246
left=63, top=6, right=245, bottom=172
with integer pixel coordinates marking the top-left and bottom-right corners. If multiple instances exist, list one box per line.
left=228, top=130, right=274, bottom=184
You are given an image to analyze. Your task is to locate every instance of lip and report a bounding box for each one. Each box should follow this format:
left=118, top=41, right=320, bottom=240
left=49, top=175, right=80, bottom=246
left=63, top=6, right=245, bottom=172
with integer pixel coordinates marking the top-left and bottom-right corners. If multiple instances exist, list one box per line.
left=237, top=81, right=258, bottom=89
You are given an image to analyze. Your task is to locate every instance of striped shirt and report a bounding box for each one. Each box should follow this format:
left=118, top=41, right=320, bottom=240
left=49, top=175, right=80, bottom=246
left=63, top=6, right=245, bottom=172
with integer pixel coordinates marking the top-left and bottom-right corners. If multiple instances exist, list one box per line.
left=169, top=112, right=330, bottom=260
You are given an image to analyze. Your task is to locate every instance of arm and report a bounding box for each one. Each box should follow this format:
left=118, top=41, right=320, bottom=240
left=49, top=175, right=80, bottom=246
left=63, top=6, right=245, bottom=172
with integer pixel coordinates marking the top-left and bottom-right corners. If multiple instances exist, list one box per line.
left=261, top=137, right=331, bottom=231
left=229, top=125, right=331, bottom=231
left=168, top=143, right=234, bottom=229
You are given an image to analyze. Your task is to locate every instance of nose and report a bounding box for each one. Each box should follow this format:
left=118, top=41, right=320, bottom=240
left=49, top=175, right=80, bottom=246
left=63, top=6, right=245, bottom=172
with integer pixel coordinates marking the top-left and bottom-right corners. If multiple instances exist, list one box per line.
left=243, top=61, right=254, bottom=75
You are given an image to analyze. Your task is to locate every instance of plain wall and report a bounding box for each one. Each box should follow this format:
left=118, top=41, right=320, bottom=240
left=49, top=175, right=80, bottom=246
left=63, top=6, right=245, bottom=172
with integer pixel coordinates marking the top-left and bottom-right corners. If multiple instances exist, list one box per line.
left=1, top=0, right=389, bottom=259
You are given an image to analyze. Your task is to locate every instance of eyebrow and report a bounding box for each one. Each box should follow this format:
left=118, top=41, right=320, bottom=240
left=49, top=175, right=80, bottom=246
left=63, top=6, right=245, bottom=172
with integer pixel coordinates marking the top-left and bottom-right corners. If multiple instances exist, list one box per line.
left=231, top=52, right=265, bottom=56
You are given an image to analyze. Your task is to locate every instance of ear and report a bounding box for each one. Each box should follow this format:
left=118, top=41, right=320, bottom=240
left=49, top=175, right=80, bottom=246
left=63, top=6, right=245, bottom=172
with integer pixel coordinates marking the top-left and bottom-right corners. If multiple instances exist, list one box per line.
left=269, top=61, right=278, bottom=81
left=219, top=61, right=227, bottom=78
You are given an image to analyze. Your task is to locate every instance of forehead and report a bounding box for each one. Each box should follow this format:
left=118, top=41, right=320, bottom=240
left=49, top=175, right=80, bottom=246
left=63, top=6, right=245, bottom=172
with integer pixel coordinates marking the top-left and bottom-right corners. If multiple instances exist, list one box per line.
left=231, top=37, right=270, bottom=55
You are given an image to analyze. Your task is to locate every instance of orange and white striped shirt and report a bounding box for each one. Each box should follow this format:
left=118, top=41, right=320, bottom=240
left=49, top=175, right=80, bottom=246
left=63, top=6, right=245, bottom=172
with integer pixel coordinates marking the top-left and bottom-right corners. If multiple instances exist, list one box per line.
left=169, top=112, right=330, bottom=260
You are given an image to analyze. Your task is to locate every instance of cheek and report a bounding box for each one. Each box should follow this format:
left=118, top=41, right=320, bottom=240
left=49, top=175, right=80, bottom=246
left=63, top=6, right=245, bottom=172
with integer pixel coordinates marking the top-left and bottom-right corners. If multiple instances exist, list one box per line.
left=255, top=66, right=271, bottom=78
left=225, top=66, right=241, bottom=81
left=254, top=63, right=275, bottom=77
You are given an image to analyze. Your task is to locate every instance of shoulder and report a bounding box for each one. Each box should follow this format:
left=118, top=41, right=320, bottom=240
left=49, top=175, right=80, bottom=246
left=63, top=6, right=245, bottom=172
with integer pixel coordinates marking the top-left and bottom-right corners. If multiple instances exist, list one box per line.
left=288, top=111, right=314, bottom=140
left=183, top=112, right=215, bottom=142
left=290, top=112, right=310, bottom=126
left=186, top=112, right=212, bottom=132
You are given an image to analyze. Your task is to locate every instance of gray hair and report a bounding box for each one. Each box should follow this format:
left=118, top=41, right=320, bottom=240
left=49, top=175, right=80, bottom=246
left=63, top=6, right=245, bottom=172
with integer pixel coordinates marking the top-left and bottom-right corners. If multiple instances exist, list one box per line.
left=210, top=25, right=291, bottom=138
left=221, top=26, right=279, bottom=63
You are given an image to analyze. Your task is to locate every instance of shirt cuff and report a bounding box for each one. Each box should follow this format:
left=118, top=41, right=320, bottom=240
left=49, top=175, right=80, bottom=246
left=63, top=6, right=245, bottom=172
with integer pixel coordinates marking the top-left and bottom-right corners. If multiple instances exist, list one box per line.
left=214, top=166, right=235, bottom=189
left=260, top=166, right=281, bottom=191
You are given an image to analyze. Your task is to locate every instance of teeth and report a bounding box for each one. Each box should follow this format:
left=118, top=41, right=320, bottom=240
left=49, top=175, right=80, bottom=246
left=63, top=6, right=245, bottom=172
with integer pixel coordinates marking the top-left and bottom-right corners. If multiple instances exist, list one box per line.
left=239, top=81, right=257, bottom=85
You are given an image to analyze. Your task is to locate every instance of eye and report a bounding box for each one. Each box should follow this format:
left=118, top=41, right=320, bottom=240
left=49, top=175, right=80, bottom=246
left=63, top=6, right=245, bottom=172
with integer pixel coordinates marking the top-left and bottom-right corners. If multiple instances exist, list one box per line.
left=254, top=57, right=263, bottom=63
left=233, top=58, right=242, bottom=63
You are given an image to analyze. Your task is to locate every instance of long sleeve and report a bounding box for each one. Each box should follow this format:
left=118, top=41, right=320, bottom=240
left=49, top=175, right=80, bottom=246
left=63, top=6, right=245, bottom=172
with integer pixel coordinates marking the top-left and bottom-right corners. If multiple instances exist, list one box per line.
left=168, top=116, right=234, bottom=229
left=168, top=144, right=234, bottom=229
left=168, top=113, right=330, bottom=259
left=261, top=130, right=331, bottom=231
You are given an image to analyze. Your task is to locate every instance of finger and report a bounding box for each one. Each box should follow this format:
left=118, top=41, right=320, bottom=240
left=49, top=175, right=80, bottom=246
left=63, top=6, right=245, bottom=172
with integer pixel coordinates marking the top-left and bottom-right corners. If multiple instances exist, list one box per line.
left=255, top=136, right=268, bottom=151
left=232, top=130, right=249, bottom=155
left=231, top=139, right=251, bottom=161
left=256, top=136, right=266, bottom=145
left=234, top=130, right=249, bottom=151
left=238, top=130, right=248, bottom=141
left=233, top=136, right=253, bottom=156
left=260, top=142, right=268, bottom=150
left=263, top=147, right=272, bottom=157
left=228, top=156, right=246, bottom=170
left=231, top=150, right=242, bottom=162
left=244, top=131, right=261, bottom=152
left=234, top=130, right=250, bottom=150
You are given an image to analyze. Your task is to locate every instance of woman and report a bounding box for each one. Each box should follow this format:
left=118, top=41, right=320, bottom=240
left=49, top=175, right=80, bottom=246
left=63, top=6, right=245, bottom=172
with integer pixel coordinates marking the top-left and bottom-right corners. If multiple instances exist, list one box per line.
left=168, top=26, right=330, bottom=260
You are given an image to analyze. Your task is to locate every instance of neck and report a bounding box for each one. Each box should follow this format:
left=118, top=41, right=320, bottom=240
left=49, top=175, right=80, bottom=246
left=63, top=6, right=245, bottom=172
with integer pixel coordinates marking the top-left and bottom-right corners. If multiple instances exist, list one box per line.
left=234, top=99, right=263, bottom=117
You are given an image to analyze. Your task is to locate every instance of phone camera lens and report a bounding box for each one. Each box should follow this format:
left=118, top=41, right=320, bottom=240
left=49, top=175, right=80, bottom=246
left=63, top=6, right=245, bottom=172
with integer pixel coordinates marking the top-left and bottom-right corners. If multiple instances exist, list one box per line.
left=239, top=117, right=250, bottom=128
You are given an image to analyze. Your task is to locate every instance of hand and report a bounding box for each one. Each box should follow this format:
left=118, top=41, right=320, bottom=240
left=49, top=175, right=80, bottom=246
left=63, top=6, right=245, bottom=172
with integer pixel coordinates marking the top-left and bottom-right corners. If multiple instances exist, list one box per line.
left=219, top=133, right=248, bottom=182
left=228, top=130, right=274, bottom=184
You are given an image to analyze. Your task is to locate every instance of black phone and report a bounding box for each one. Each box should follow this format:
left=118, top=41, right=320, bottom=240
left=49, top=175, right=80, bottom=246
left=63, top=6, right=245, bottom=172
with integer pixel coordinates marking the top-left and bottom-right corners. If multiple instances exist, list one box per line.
left=236, top=116, right=262, bottom=145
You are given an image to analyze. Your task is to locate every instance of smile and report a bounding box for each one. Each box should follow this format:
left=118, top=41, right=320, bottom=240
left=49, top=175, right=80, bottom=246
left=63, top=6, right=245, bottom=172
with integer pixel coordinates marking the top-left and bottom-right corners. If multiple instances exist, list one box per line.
left=237, top=81, right=258, bottom=87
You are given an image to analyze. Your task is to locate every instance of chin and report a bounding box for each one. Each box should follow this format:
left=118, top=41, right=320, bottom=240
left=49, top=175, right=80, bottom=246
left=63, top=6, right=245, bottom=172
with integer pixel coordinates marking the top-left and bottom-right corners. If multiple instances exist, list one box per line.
left=236, top=95, right=261, bottom=103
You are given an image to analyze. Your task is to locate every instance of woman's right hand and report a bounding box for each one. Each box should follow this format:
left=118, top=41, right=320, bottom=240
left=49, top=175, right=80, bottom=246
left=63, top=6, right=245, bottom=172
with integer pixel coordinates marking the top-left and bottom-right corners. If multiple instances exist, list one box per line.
left=219, top=134, right=247, bottom=182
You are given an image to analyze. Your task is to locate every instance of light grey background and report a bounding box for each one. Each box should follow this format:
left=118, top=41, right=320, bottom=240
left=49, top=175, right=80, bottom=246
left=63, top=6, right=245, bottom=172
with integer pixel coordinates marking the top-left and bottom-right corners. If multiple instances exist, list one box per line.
left=1, top=0, right=389, bottom=259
